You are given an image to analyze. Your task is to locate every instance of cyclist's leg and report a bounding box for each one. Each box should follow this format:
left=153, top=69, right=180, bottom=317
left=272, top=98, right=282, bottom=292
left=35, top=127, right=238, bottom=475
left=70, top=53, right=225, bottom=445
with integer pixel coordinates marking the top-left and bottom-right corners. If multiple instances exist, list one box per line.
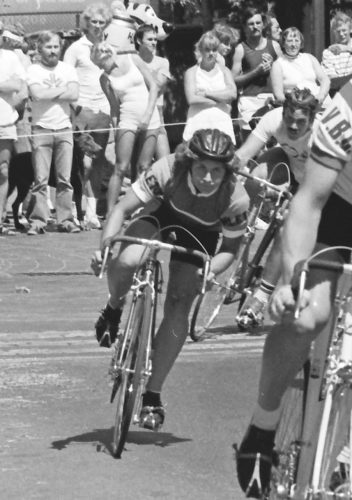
left=146, top=259, right=199, bottom=391
left=96, top=215, right=160, bottom=347
left=237, top=231, right=282, bottom=328
left=236, top=257, right=338, bottom=498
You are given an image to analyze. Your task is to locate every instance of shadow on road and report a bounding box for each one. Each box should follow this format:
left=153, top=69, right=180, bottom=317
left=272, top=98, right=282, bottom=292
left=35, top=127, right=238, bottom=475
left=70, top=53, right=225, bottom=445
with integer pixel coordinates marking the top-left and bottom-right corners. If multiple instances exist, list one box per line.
left=51, top=428, right=192, bottom=455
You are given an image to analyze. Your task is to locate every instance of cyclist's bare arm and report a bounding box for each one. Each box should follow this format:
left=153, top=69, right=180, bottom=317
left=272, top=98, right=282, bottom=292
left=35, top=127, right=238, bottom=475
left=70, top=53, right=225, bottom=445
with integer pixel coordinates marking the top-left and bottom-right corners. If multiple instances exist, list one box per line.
left=211, top=236, right=243, bottom=275
left=101, top=190, right=145, bottom=250
left=270, top=158, right=338, bottom=320
left=235, top=134, right=266, bottom=169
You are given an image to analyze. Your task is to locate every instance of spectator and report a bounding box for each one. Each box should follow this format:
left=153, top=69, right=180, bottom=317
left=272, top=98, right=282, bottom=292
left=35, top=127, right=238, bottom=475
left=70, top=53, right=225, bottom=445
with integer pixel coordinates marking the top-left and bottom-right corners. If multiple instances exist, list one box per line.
left=212, top=22, right=240, bottom=68
left=91, top=41, right=160, bottom=213
left=135, top=23, right=171, bottom=159
left=64, top=3, right=112, bottom=229
left=231, top=5, right=281, bottom=135
left=183, top=31, right=237, bottom=144
left=0, top=20, right=27, bottom=235
left=265, top=12, right=282, bottom=42
left=26, top=31, right=80, bottom=235
left=321, top=11, right=352, bottom=95
left=271, top=27, right=331, bottom=106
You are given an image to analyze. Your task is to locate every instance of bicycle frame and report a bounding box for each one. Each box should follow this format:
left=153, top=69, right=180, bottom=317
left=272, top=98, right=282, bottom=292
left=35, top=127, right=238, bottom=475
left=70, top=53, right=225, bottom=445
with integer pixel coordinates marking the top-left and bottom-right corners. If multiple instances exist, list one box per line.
left=107, top=234, right=210, bottom=455
left=285, top=257, right=352, bottom=499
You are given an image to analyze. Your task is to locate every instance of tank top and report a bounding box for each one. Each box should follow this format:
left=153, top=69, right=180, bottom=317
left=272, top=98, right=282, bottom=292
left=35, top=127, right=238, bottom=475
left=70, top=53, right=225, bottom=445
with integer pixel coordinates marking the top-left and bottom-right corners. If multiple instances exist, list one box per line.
left=108, top=55, right=160, bottom=130
left=277, top=53, right=319, bottom=96
left=241, top=39, right=277, bottom=96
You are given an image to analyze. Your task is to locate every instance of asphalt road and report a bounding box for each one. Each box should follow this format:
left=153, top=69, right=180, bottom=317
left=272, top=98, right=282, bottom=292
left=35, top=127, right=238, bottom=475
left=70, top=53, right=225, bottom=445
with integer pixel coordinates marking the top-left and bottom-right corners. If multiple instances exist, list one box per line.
left=0, top=229, right=267, bottom=500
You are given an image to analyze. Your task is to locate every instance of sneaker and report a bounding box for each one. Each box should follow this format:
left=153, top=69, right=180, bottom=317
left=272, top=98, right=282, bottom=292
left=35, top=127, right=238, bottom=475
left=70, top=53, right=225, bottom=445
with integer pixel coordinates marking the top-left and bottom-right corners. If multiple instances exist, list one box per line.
left=83, top=215, right=101, bottom=230
left=139, top=405, right=165, bottom=431
left=237, top=296, right=267, bottom=330
left=255, top=218, right=269, bottom=231
left=27, top=224, right=46, bottom=236
left=235, top=424, right=275, bottom=498
left=0, top=225, right=17, bottom=236
left=58, top=221, right=80, bottom=233
left=95, top=304, right=122, bottom=348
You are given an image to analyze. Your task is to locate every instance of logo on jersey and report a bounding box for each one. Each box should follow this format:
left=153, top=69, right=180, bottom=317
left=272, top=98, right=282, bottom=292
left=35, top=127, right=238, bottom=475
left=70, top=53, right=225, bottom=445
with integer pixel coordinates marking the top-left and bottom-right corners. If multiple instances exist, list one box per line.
left=145, top=174, right=163, bottom=197
left=321, top=105, right=352, bottom=154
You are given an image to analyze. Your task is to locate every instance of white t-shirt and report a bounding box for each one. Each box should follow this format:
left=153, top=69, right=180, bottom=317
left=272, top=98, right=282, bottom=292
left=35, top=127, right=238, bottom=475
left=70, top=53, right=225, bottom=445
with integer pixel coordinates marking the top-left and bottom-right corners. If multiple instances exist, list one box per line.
left=252, top=106, right=316, bottom=183
left=63, top=35, right=109, bottom=113
left=27, top=61, right=79, bottom=130
left=0, top=48, right=26, bottom=127
left=143, top=55, right=170, bottom=108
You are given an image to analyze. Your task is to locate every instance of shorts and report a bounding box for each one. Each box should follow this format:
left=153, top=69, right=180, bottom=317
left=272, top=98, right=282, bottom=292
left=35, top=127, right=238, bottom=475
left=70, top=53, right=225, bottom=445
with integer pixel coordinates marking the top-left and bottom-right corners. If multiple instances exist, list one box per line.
left=0, top=124, right=17, bottom=140
left=317, top=192, right=352, bottom=262
left=138, top=203, right=220, bottom=267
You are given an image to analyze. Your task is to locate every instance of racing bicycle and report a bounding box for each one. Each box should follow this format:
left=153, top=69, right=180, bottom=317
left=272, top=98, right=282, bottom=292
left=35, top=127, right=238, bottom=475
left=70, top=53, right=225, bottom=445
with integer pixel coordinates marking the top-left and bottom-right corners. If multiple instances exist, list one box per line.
left=269, top=247, right=352, bottom=499
left=104, top=234, right=210, bottom=458
left=189, top=165, right=291, bottom=341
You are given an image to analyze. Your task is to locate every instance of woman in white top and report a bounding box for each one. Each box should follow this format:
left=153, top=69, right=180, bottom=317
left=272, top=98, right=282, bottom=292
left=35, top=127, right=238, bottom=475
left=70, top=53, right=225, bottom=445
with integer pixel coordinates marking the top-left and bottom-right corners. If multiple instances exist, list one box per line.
left=92, top=42, right=160, bottom=213
left=270, top=27, right=330, bottom=106
left=183, top=31, right=237, bottom=143
left=135, top=24, right=171, bottom=159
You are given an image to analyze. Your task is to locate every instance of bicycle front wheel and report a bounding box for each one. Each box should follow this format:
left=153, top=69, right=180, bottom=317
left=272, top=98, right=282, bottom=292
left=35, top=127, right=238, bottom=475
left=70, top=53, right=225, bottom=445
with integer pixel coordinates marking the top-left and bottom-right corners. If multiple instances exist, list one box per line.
left=269, top=365, right=308, bottom=499
left=111, top=293, right=145, bottom=458
left=189, top=263, right=240, bottom=341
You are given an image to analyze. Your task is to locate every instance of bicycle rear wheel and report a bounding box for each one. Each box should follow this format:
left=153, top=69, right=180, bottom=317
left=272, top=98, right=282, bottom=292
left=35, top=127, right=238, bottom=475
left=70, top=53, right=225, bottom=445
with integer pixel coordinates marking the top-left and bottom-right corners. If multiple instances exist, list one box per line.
left=269, top=364, right=309, bottom=499
left=189, top=262, right=241, bottom=341
left=311, top=382, right=352, bottom=497
left=111, top=293, right=145, bottom=458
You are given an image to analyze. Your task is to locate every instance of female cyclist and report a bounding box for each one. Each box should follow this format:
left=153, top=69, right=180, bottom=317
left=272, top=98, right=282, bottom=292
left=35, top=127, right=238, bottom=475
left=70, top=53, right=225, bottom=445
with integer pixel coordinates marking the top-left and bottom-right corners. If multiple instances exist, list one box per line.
left=92, top=128, right=249, bottom=430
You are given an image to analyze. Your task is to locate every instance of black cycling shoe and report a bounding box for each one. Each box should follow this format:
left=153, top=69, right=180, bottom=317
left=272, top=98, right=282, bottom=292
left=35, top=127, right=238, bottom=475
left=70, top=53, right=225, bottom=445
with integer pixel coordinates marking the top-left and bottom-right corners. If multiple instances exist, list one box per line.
left=95, top=304, right=122, bottom=348
left=235, top=424, right=275, bottom=498
left=139, top=405, right=165, bottom=431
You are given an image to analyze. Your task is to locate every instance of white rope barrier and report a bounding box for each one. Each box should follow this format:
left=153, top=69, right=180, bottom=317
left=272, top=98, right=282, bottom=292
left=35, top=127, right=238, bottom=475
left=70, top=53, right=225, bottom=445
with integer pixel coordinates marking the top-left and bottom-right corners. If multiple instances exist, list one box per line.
left=15, top=115, right=256, bottom=140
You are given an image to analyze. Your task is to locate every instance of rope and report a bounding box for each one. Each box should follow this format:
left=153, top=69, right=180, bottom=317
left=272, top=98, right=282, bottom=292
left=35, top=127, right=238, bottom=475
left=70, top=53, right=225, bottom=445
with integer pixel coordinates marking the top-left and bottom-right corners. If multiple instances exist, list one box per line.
left=15, top=115, right=258, bottom=140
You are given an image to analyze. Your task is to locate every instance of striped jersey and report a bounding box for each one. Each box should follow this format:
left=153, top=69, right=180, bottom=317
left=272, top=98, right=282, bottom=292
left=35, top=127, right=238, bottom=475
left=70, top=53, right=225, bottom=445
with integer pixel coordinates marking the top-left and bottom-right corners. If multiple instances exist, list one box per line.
left=132, top=154, right=249, bottom=240
left=310, top=80, right=352, bottom=204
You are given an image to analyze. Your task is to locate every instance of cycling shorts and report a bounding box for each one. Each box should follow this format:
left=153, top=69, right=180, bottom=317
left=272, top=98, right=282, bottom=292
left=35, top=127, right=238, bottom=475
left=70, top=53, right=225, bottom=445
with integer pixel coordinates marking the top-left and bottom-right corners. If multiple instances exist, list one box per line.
left=141, top=202, right=220, bottom=267
left=317, top=192, right=352, bottom=262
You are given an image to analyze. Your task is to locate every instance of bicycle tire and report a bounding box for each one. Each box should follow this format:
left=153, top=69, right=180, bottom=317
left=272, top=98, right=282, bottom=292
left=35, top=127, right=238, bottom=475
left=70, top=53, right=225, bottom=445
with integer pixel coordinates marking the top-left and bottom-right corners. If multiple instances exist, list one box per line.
left=312, top=383, right=352, bottom=497
left=189, top=261, right=242, bottom=341
left=111, top=293, right=145, bottom=458
left=269, top=366, right=308, bottom=499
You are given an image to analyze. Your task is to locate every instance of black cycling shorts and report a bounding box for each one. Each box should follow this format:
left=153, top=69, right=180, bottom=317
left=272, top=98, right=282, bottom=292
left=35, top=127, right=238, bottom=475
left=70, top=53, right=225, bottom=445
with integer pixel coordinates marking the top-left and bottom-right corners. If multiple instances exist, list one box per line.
left=317, top=192, right=352, bottom=262
left=142, top=203, right=220, bottom=267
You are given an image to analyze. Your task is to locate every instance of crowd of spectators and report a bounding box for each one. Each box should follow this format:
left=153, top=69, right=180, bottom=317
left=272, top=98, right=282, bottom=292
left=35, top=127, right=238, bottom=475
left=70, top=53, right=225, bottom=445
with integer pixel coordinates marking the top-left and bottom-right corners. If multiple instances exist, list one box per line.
left=1, top=1, right=352, bottom=238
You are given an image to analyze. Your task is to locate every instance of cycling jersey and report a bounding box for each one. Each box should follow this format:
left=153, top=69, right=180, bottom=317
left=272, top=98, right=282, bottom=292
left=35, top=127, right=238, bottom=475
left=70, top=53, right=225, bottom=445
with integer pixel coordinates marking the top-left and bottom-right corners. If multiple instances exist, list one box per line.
left=310, top=81, right=352, bottom=205
left=132, top=154, right=249, bottom=240
left=253, top=107, right=317, bottom=183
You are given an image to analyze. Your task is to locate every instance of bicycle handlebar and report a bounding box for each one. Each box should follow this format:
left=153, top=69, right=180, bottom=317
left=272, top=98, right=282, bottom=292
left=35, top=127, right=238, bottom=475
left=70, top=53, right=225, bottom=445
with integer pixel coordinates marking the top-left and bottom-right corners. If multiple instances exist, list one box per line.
left=237, top=170, right=292, bottom=199
left=99, top=234, right=211, bottom=294
left=294, top=257, right=352, bottom=319
left=110, top=235, right=210, bottom=263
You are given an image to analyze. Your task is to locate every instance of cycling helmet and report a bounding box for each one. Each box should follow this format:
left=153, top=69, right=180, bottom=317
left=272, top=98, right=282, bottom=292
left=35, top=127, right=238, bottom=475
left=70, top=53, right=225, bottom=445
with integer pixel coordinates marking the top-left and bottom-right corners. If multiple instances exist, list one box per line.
left=283, top=87, right=319, bottom=118
left=188, top=129, right=235, bottom=162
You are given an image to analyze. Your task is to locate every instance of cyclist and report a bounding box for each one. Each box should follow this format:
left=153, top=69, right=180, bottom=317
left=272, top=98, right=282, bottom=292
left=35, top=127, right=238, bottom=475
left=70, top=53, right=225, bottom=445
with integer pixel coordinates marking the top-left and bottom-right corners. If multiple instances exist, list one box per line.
left=236, top=80, right=352, bottom=497
left=92, top=128, right=249, bottom=430
left=233, top=87, right=319, bottom=329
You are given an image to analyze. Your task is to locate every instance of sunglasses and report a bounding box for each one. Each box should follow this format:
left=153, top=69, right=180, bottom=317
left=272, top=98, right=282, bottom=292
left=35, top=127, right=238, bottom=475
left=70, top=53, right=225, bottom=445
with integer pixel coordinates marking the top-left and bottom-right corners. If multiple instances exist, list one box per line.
left=90, top=19, right=106, bottom=26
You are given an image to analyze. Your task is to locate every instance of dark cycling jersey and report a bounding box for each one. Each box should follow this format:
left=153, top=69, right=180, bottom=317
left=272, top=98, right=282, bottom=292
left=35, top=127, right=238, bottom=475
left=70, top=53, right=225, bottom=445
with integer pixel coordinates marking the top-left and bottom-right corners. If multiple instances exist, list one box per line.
left=132, top=153, right=249, bottom=241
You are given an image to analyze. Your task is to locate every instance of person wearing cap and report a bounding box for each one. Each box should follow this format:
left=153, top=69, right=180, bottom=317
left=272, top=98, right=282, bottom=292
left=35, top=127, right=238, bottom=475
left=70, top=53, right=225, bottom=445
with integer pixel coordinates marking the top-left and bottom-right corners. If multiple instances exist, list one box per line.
left=0, top=21, right=27, bottom=235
